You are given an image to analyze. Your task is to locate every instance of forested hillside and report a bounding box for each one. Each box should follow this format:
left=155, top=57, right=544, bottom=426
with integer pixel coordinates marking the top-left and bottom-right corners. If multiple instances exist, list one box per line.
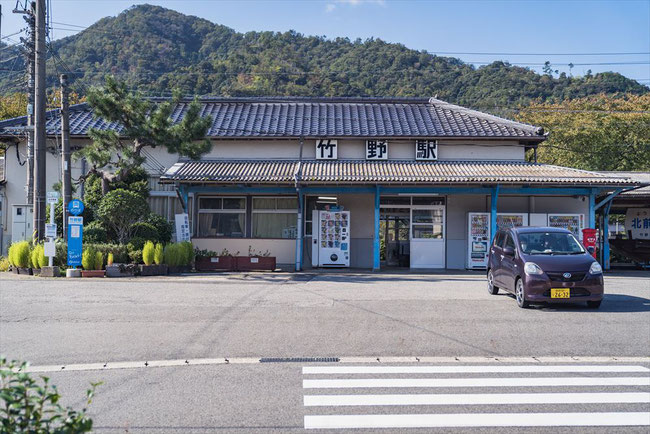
left=0, top=4, right=646, bottom=110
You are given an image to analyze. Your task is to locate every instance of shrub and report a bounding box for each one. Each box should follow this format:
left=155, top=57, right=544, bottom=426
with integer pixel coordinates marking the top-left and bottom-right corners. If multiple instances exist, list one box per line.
left=180, top=241, right=194, bottom=266
left=84, top=220, right=108, bottom=244
left=96, top=189, right=150, bottom=244
left=55, top=240, right=68, bottom=268
left=82, top=247, right=97, bottom=270
left=30, top=244, right=47, bottom=269
left=144, top=213, right=173, bottom=243
left=107, top=252, right=114, bottom=266
left=154, top=243, right=163, bottom=265
left=128, top=249, right=143, bottom=264
left=131, top=222, right=158, bottom=243
left=95, top=251, right=104, bottom=270
left=127, top=237, right=146, bottom=252
left=0, top=357, right=100, bottom=432
left=163, top=243, right=180, bottom=266
left=8, top=241, right=31, bottom=268
left=0, top=256, right=9, bottom=272
left=85, top=243, right=129, bottom=264
left=142, top=241, right=155, bottom=266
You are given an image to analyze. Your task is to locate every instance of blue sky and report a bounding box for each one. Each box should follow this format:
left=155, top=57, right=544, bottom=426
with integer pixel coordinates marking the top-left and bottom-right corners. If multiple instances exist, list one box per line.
left=2, top=0, right=649, bottom=84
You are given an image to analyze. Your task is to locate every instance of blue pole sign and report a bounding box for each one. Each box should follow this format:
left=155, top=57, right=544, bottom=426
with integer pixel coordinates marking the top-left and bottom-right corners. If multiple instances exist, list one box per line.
left=67, top=215, right=83, bottom=267
left=68, top=199, right=84, bottom=216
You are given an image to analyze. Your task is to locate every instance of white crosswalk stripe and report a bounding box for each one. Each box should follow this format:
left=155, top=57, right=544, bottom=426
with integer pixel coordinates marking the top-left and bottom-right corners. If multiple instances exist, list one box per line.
left=302, top=364, right=650, bottom=430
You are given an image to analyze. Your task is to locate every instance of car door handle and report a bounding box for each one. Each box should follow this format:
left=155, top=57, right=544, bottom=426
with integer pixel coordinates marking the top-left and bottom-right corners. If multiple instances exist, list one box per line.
left=500, top=255, right=504, bottom=259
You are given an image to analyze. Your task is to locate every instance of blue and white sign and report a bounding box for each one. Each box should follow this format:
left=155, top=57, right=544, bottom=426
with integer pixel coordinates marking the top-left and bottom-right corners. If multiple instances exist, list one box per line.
left=68, top=199, right=84, bottom=216
left=67, top=216, right=83, bottom=267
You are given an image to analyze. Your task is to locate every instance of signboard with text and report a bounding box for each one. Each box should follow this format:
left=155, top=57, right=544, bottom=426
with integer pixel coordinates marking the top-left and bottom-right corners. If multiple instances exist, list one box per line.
left=415, top=140, right=438, bottom=161
left=67, top=216, right=83, bottom=266
left=316, top=139, right=337, bottom=160
left=366, top=140, right=388, bottom=160
left=625, top=208, right=650, bottom=240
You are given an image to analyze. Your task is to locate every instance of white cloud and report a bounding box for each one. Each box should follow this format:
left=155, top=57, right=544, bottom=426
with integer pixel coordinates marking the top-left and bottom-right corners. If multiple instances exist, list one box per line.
left=337, top=0, right=386, bottom=6
left=326, top=3, right=336, bottom=13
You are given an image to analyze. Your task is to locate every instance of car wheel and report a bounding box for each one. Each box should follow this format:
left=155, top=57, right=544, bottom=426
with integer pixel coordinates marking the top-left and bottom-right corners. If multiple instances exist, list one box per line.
left=487, top=269, right=499, bottom=295
left=515, top=278, right=529, bottom=309
left=587, top=300, right=602, bottom=309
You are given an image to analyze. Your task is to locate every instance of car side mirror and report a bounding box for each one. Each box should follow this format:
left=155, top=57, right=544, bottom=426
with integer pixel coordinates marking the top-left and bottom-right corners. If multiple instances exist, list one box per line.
left=587, top=246, right=595, bottom=254
left=503, top=246, right=515, bottom=256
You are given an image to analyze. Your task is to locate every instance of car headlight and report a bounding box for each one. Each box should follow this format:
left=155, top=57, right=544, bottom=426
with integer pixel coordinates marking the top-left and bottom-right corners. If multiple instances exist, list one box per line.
left=589, top=262, right=603, bottom=274
left=524, top=262, right=544, bottom=275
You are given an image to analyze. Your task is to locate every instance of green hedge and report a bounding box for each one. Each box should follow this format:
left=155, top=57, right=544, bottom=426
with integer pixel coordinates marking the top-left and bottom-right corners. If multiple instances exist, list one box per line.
left=8, top=241, right=31, bottom=268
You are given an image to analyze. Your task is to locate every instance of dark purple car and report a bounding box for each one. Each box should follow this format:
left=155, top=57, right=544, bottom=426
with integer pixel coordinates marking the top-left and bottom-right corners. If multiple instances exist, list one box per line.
left=487, top=227, right=604, bottom=309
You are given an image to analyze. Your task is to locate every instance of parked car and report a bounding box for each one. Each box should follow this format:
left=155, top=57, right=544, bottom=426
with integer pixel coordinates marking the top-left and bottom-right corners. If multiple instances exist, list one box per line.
left=487, top=227, right=604, bottom=309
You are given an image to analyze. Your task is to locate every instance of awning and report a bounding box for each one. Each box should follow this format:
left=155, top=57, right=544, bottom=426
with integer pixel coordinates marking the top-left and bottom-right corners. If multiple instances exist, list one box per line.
left=161, top=160, right=637, bottom=187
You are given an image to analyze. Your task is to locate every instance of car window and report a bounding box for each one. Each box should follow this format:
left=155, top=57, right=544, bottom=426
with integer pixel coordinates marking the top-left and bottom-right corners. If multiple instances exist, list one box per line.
left=505, top=233, right=515, bottom=250
left=494, top=232, right=505, bottom=248
left=518, top=231, right=585, bottom=255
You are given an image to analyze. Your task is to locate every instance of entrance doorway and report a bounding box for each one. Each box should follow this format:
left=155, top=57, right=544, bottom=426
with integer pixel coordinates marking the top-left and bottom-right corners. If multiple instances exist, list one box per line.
left=380, top=207, right=410, bottom=267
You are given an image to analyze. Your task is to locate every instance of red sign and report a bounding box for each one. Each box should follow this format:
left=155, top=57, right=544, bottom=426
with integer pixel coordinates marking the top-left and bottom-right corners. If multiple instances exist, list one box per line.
left=582, top=228, right=597, bottom=259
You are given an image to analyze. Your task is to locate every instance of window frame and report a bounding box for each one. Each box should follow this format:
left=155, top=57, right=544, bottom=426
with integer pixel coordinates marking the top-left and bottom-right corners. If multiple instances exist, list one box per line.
left=197, top=196, right=247, bottom=238
left=252, top=196, right=298, bottom=239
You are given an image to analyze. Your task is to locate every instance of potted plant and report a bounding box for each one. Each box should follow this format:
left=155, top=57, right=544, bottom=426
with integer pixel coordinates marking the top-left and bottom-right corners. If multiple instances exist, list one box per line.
left=195, top=248, right=236, bottom=271
left=235, top=246, right=276, bottom=271
left=164, top=241, right=193, bottom=274
left=30, top=244, right=47, bottom=275
left=8, top=241, right=32, bottom=275
left=139, top=241, right=168, bottom=276
left=105, top=250, right=138, bottom=277
left=81, top=247, right=105, bottom=278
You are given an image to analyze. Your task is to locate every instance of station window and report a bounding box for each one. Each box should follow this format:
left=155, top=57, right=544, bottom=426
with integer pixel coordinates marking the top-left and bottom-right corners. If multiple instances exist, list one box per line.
left=197, top=197, right=246, bottom=237
left=252, top=197, right=298, bottom=239
left=411, top=208, right=444, bottom=239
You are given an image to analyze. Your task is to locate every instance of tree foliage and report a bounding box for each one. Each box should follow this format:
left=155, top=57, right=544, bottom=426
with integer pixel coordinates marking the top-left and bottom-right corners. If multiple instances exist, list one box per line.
left=78, top=75, right=211, bottom=193
left=516, top=93, right=650, bottom=171
left=96, top=188, right=150, bottom=244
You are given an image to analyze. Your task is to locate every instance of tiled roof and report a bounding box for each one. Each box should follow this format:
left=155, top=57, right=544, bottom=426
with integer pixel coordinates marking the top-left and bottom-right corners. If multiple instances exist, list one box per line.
left=0, top=97, right=545, bottom=140
left=599, top=171, right=650, bottom=196
left=162, top=159, right=635, bottom=186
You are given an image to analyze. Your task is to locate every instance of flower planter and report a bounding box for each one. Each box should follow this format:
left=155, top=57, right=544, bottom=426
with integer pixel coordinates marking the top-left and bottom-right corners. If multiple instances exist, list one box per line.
left=17, top=267, right=33, bottom=275
left=235, top=256, right=276, bottom=271
left=81, top=270, right=105, bottom=278
left=195, top=256, right=234, bottom=271
left=139, top=264, right=169, bottom=276
left=32, top=268, right=41, bottom=275
left=40, top=266, right=60, bottom=278
left=167, top=265, right=191, bottom=274
left=105, top=264, right=137, bottom=278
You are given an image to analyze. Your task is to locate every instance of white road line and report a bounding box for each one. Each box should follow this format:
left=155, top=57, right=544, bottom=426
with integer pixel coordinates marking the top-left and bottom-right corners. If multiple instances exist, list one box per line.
left=304, top=392, right=650, bottom=407
left=303, top=376, right=650, bottom=389
left=304, top=412, right=650, bottom=429
left=303, top=365, right=650, bottom=375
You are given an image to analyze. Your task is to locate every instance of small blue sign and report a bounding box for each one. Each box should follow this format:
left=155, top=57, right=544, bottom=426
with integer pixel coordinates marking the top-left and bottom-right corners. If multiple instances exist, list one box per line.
left=67, top=216, right=83, bottom=267
left=68, top=199, right=84, bottom=216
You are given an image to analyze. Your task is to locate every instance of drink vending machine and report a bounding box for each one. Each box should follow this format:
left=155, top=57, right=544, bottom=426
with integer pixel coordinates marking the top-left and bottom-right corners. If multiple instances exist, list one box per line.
left=311, top=209, right=351, bottom=267
left=467, top=212, right=490, bottom=269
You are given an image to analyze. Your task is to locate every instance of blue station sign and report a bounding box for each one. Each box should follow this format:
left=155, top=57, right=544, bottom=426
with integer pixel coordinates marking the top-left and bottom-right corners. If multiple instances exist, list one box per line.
left=67, top=215, right=84, bottom=267
left=68, top=199, right=85, bottom=216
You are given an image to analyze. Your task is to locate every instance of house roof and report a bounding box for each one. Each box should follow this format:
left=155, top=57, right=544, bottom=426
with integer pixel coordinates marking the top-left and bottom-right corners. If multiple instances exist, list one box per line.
left=599, top=171, right=650, bottom=197
left=161, top=159, right=635, bottom=186
left=0, top=97, right=546, bottom=141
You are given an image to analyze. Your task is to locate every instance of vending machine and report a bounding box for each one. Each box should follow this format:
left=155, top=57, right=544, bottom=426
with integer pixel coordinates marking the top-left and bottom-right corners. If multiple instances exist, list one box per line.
left=467, top=212, right=491, bottom=269
left=548, top=214, right=584, bottom=240
left=311, top=209, right=351, bottom=267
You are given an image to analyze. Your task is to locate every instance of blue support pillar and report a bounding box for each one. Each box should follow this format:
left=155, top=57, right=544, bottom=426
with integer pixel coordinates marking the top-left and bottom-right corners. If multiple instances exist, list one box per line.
left=373, top=185, right=381, bottom=271
left=588, top=190, right=596, bottom=228
left=603, top=200, right=612, bottom=270
left=295, top=189, right=304, bottom=271
left=490, top=185, right=500, bottom=243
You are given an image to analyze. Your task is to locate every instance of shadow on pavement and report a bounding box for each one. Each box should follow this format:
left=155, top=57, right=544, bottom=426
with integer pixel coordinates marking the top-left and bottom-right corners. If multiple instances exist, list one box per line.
left=498, top=293, right=650, bottom=313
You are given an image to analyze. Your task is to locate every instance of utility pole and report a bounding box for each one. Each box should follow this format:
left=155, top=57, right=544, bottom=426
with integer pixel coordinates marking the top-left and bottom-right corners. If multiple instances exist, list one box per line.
left=14, top=1, right=36, bottom=204
left=60, top=74, right=71, bottom=238
left=33, top=0, right=46, bottom=241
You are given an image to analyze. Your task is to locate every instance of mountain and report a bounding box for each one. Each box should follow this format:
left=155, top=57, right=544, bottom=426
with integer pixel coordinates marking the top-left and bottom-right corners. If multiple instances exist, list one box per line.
left=0, top=4, right=647, bottom=110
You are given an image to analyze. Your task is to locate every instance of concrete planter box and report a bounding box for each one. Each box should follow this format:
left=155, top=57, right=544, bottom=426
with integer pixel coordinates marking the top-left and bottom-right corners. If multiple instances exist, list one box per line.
left=105, top=264, right=137, bottom=278
left=195, top=256, right=234, bottom=271
left=81, top=270, right=105, bottom=278
left=139, top=264, right=169, bottom=276
left=17, top=267, right=33, bottom=275
left=40, top=266, right=60, bottom=277
left=167, top=265, right=191, bottom=274
left=235, top=256, right=276, bottom=271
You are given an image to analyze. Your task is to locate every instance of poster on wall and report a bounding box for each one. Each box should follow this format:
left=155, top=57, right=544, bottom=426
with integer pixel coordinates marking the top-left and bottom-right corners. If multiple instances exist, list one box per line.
left=497, top=214, right=526, bottom=230
left=625, top=208, right=650, bottom=240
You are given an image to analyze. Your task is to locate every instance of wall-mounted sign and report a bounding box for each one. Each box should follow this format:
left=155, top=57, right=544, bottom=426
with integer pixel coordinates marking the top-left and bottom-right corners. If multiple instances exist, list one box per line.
left=415, top=140, right=438, bottom=161
left=316, top=139, right=337, bottom=160
left=68, top=199, right=84, bottom=216
left=366, top=140, right=388, bottom=160
left=626, top=208, right=650, bottom=240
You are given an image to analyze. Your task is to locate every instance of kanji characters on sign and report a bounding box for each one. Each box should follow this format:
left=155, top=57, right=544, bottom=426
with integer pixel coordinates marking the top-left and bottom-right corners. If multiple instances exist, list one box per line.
left=316, top=139, right=338, bottom=159
left=366, top=140, right=388, bottom=160
left=415, top=140, right=437, bottom=160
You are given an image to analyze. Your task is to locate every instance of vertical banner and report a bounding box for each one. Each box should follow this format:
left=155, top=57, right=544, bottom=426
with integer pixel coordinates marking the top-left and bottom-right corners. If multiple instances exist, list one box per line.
left=175, top=213, right=191, bottom=242
left=67, top=216, right=83, bottom=266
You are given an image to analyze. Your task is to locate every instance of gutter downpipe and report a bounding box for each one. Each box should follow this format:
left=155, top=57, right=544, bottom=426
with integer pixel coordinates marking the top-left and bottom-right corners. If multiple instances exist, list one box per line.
left=490, top=184, right=500, bottom=244
left=294, top=137, right=304, bottom=271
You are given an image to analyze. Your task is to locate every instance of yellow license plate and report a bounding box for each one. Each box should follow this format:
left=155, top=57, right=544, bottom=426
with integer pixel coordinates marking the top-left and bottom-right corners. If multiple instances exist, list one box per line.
left=551, top=288, right=570, bottom=299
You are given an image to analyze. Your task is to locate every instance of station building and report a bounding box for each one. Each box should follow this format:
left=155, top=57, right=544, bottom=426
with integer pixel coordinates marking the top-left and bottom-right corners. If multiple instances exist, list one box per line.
left=0, top=97, right=641, bottom=270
